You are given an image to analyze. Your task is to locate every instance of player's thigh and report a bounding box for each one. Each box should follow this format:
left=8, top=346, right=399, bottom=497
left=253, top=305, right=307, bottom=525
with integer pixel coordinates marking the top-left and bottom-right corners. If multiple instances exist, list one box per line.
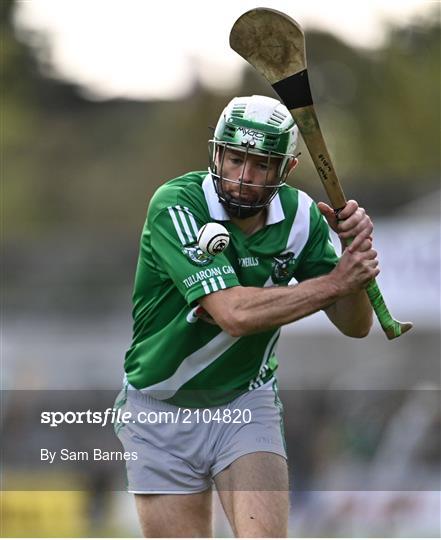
left=214, top=451, right=289, bottom=537
left=135, top=489, right=213, bottom=538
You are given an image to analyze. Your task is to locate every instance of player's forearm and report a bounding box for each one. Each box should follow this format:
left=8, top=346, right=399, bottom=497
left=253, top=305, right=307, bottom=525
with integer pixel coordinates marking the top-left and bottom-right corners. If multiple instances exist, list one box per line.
left=201, top=274, right=344, bottom=337
left=325, top=289, right=373, bottom=338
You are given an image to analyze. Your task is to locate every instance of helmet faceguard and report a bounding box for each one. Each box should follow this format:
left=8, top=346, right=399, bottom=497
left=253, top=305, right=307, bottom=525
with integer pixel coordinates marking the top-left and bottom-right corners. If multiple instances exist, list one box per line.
left=208, top=95, right=298, bottom=218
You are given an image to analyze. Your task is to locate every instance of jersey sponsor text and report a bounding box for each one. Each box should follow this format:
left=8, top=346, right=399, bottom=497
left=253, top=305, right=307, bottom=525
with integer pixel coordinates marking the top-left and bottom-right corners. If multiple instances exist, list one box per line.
left=238, top=256, right=259, bottom=268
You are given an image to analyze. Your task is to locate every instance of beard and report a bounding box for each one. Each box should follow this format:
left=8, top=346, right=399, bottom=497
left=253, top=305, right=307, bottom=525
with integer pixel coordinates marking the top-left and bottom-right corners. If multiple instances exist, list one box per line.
left=212, top=173, right=278, bottom=219
left=220, top=192, right=266, bottom=219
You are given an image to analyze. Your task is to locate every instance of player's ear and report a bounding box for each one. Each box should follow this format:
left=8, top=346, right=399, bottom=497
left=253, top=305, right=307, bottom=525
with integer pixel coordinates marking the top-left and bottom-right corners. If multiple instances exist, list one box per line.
left=288, top=157, right=298, bottom=172
left=215, top=146, right=225, bottom=166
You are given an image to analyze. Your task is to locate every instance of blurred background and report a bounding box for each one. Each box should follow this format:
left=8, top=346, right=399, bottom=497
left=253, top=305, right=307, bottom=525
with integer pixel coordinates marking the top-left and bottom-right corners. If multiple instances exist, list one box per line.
left=2, top=0, right=440, bottom=537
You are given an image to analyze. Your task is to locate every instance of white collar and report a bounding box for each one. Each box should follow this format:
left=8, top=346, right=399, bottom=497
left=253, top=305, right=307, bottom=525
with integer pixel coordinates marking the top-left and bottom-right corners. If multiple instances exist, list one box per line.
left=202, top=173, right=285, bottom=225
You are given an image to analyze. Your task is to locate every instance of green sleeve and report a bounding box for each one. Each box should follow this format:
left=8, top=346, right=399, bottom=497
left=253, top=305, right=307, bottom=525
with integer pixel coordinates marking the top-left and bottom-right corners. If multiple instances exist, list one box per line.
left=294, top=202, right=339, bottom=282
left=149, top=206, right=240, bottom=305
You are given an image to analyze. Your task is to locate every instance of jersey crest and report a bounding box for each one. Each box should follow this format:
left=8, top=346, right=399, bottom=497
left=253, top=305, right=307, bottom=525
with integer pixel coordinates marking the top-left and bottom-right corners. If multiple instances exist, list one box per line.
left=271, top=252, right=296, bottom=285
left=182, top=244, right=214, bottom=266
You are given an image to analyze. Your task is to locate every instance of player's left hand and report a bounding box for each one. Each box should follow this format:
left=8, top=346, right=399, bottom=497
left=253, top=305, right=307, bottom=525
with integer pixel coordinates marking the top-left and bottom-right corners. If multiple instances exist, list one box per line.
left=317, top=200, right=374, bottom=253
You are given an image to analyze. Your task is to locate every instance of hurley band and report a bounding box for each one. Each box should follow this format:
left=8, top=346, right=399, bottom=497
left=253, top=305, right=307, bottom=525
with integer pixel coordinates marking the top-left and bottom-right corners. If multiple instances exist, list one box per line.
left=272, top=69, right=313, bottom=110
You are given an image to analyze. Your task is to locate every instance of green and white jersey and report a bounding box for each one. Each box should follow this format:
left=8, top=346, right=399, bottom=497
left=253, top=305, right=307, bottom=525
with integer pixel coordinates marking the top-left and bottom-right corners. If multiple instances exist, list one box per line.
left=124, top=171, right=338, bottom=407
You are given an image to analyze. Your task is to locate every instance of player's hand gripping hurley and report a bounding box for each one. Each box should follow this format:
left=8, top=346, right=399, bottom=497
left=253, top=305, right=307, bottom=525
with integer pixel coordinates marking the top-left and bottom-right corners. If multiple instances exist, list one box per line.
left=230, top=8, right=412, bottom=340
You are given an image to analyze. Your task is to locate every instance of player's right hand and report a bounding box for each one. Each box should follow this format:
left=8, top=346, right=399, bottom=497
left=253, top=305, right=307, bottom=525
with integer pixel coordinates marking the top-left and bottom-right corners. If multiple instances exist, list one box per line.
left=332, top=246, right=380, bottom=294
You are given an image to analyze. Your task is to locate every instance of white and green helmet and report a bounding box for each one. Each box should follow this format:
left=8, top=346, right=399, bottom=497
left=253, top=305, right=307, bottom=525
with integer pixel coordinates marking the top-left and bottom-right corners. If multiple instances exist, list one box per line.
left=209, top=95, right=298, bottom=217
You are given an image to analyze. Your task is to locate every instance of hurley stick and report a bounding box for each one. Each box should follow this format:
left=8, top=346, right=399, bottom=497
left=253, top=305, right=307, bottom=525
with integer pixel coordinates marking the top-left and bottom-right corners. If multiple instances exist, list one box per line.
left=230, top=7, right=412, bottom=339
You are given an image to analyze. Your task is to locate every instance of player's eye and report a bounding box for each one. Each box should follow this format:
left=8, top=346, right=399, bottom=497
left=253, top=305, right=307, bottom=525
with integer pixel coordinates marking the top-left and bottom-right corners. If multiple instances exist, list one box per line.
left=230, top=157, right=243, bottom=165
left=258, top=162, right=270, bottom=170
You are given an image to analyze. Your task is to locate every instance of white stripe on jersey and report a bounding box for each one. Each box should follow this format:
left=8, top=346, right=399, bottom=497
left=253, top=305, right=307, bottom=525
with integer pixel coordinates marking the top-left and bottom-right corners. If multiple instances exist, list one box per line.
left=183, top=206, right=200, bottom=237
left=286, top=190, right=313, bottom=256
left=201, top=280, right=210, bottom=294
left=264, top=191, right=313, bottom=287
left=248, top=329, right=280, bottom=390
left=168, top=205, right=201, bottom=245
left=209, top=277, right=218, bottom=292
left=176, top=205, right=194, bottom=244
left=218, top=276, right=226, bottom=289
left=168, top=207, right=186, bottom=245
left=139, top=331, right=240, bottom=399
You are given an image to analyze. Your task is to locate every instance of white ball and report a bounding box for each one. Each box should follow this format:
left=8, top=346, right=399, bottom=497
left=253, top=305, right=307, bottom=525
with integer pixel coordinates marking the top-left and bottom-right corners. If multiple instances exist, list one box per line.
left=197, top=222, right=230, bottom=255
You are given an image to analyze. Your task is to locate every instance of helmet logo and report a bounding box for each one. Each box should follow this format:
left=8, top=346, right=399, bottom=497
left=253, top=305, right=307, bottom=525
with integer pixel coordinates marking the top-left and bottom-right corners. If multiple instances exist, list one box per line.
left=236, top=127, right=264, bottom=141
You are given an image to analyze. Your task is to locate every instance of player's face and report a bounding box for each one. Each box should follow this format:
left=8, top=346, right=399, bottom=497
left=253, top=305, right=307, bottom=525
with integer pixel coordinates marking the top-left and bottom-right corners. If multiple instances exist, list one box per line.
left=216, top=148, right=281, bottom=207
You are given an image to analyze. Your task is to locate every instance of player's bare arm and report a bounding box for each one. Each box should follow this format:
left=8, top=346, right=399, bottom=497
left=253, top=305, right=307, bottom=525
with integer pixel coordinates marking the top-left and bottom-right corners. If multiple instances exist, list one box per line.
left=200, top=252, right=377, bottom=338
left=200, top=197, right=377, bottom=338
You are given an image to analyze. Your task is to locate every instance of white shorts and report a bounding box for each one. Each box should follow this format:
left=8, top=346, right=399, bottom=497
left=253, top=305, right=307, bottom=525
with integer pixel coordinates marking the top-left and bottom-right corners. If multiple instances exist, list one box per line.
left=114, top=378, right=287, bottom=494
